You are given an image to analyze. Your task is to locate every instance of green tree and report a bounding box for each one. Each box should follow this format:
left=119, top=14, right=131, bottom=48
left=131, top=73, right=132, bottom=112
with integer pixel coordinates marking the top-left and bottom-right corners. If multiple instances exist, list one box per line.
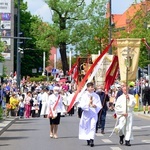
left=0, top=42, right=5, bottom=62
left=0, top=42, right=6, bottom=76
left=20, top=16, right=50, bottom=77
left=44, top=0, right=107, bottom=74
left=14, top=0, right=49, bottom=77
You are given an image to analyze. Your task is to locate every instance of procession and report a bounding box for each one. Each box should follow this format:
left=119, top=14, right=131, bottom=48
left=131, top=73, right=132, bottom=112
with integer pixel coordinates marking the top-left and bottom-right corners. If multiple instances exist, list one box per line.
left=0, top=68, right=149, bottom=148
left=1, top=0, right=150, bottom=150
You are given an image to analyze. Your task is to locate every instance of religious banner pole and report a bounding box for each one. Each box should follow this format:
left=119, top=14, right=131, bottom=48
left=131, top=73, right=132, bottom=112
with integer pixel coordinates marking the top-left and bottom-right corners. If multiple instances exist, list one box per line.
left=117, top=38, right=141, bottom=134
left=117, top=38, right=141, bottom=111
left=125, top=44, right=131, bottom=113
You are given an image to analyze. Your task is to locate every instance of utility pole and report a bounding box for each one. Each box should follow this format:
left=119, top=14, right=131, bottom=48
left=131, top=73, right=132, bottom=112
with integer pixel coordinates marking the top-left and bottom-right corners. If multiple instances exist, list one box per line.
left=109, top=0, right=112, bottom=54
left=43, top=51, right=46, bottom=75
left=15, top=0, right=31, bottom=89
left=54, top=53, right=57, bottom=79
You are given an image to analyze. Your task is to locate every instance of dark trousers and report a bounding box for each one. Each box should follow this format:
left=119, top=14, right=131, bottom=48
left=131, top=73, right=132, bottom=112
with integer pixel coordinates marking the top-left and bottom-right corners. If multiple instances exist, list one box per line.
left=19, top=107, right=24, bottom=117
left=96, top=109, right=107, bottom=131
left=68, top=106, right=74, bottom=116
left=39, top=102, right=42, bottom=116
left=78, top=107, right=83, bottom=118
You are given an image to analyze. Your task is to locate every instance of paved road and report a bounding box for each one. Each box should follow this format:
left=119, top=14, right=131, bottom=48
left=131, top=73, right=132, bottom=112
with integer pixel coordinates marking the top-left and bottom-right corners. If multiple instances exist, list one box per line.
left=0, top=111, right=150, bottom=150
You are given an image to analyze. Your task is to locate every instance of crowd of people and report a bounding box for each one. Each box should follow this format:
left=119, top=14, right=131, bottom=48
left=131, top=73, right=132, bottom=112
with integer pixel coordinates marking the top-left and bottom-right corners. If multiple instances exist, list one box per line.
left=0, top=78, right=76, bottom=139
left=0, top=76, right=150, bottom=147
left=0, top=79, right=75, bottom=118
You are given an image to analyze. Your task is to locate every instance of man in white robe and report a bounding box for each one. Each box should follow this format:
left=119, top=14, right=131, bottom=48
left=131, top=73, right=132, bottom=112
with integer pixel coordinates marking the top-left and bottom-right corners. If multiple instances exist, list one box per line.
left=114, top=85, right=136, bottom=146
left=40, top=88, right=49, bottom=118
left=79, top=82, right=102, bottom=147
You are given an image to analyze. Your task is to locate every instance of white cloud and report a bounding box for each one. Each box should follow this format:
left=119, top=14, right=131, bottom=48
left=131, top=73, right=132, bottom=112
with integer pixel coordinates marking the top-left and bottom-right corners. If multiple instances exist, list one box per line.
left=34, top=4, right=53, bottom=23
left=23, top=0, right=52, bottom=23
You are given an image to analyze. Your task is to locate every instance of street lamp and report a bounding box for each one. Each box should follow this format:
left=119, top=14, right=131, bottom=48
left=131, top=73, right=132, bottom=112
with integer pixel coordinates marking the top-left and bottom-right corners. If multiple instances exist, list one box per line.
left=42, top=51, right=46, bottom=76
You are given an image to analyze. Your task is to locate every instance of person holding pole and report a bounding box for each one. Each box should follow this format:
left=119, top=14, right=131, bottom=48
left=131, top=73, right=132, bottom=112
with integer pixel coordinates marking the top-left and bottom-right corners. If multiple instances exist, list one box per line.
left=114, top=85, right=136, bottom=146
left=96, top=85, right=109, bottom=134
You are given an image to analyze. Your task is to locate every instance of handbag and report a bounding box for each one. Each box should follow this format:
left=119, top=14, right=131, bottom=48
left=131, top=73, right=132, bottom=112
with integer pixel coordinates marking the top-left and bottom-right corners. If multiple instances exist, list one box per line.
left=48, top=95, right=60, bottom=119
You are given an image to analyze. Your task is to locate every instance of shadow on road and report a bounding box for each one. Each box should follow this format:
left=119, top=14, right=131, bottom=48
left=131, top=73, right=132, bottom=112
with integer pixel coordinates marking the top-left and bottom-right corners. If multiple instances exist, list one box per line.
left=6, top=128, right=38, bottom=132
left=0, top=144, right=10, bottom=147
left=57, top=135, right=78, bottom=139
left=0, top=136, right=28, bottom=140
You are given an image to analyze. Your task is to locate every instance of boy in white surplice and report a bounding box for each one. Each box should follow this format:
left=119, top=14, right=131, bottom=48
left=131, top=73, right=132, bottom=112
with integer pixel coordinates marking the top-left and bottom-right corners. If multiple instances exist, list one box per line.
left=79, top=82, right=102, bottom=147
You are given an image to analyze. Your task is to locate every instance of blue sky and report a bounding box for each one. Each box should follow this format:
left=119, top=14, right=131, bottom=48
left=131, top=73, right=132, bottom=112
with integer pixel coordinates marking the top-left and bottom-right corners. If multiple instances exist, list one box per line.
left=112, top=0, right=141, bottom=14
left=24, top=0, right=141, bottom=23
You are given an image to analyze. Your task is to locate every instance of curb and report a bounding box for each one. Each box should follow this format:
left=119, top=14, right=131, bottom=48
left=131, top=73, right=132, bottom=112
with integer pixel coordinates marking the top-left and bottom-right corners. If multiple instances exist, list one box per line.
left=134, top=112, right=150, bottom=120
left=0, top=117, right=18, bottom=135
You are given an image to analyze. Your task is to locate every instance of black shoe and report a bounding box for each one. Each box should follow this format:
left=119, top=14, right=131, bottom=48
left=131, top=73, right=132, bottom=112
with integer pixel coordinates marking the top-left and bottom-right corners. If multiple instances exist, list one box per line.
left=90, top=139, right=94, bottom=147
left=144, top=111, right=146, bottom=114
left=101, top=130, right=105, bottom=134
left=87, top=140, right=90, bottom=146
left=119, top=135, right=124, bottom=145
left=148, top=111, right=150, bottom=114
left=125, top=140, right=131, bottom=146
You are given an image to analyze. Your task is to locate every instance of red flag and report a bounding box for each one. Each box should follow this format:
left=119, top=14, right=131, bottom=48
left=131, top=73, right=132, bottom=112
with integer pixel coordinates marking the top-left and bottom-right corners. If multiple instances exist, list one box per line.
left=72, top=65, right=78, bottom=83
left=68, top=62, right=77, bottom=75
left=104, top=55, right=119, bottom=92
left=68, top=61, right=78, bottom=83
left=67, top=40, right=114, bottom=112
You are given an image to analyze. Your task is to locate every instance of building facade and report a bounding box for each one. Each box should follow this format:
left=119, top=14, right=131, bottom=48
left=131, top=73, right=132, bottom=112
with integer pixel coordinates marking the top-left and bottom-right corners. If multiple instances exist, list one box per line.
left=0, top=0, right=14, bottom=75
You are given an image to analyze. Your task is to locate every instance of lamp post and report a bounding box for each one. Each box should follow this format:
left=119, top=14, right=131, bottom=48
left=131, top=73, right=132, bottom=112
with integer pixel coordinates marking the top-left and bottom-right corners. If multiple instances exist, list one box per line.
left=43, top=51, right=46, bottom=75
left=53, top=53, right=57, bottom=79
left=17, top=0, right=21, bottom=89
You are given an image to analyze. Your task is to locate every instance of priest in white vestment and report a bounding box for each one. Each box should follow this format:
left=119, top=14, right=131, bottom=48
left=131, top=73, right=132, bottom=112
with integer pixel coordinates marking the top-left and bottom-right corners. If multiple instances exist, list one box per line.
left=114, top=85, right=136, bottom=146
left=79, top=82, right=102, bottom=147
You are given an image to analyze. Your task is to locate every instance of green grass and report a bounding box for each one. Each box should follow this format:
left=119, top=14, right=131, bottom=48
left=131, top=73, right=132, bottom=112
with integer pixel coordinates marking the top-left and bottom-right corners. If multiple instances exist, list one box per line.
left=134, top=108, right=142, bottom=112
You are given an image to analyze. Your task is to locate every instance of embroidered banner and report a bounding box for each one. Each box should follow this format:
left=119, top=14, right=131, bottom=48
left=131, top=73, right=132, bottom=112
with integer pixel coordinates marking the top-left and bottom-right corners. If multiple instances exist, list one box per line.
left=117, top=38, right=141, bottom=81
left=91, top=54, right=113, bottom=86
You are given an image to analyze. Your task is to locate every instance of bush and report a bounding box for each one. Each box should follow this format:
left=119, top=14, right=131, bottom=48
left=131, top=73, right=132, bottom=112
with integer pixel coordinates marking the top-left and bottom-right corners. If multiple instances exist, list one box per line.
left=0, top=106, right=3, bottom=120
left=30, top=75, right=54, bottom=82
left=30, top=76, right=46, bottom=82
left=49, top=76, right=54, bottom=81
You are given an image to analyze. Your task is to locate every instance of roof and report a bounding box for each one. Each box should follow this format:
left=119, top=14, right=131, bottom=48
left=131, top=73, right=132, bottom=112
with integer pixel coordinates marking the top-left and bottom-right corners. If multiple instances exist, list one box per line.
left=112, top=14, right=122, bottom=24
left=114, top=3, right=142, bottom=28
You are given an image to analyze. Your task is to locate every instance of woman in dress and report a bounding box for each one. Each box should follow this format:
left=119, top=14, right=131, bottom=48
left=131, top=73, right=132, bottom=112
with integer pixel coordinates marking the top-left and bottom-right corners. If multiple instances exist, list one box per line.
left=47, top=86, right=66, bottom=139
left=24, top=91, right=32, bottom=118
